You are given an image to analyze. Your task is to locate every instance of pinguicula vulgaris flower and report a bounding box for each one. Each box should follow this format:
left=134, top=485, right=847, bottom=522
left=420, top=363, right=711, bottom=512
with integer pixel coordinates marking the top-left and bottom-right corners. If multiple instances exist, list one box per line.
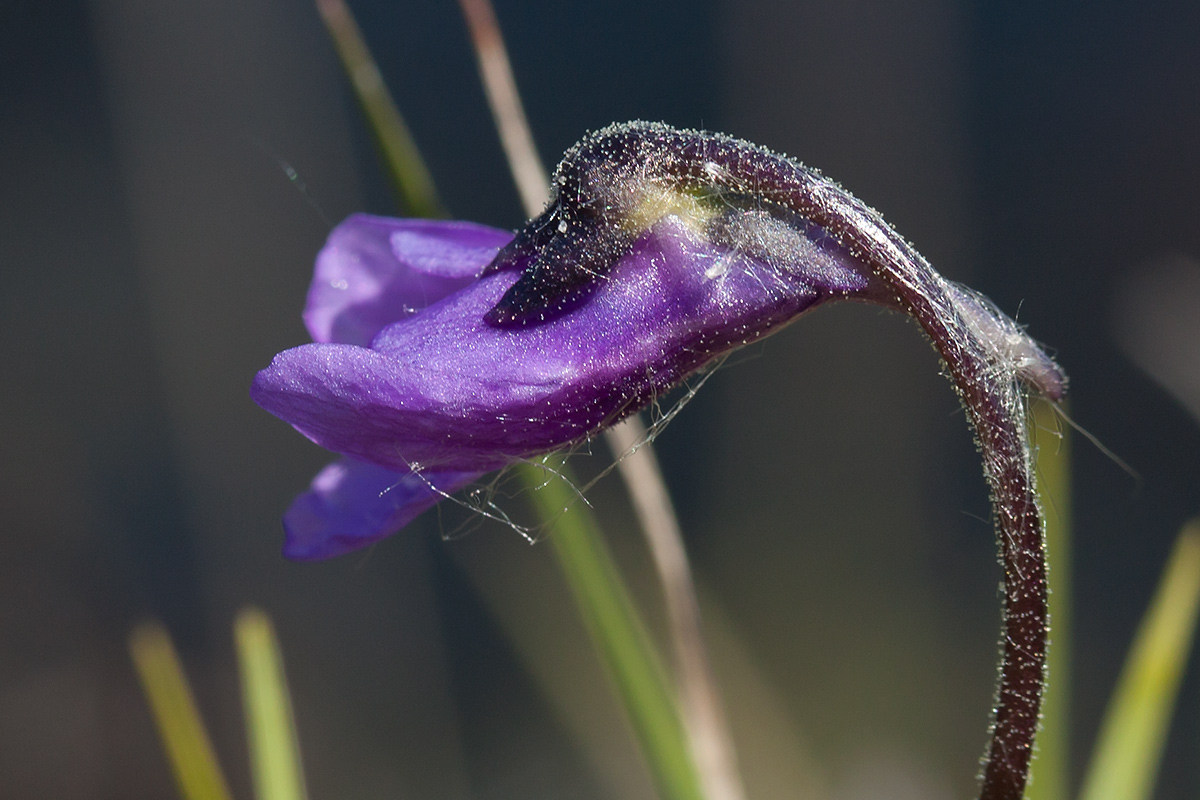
left=253, top=121, right=1064, bottom=799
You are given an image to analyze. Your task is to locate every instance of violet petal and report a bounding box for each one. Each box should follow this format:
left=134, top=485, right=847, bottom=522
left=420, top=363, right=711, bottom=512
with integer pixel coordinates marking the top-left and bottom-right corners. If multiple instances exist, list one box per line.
left=252, top=216, right=870, bottom=473
left=304, top=214, right=511, bottom=346
left=281, top=457, right=481, bottom=560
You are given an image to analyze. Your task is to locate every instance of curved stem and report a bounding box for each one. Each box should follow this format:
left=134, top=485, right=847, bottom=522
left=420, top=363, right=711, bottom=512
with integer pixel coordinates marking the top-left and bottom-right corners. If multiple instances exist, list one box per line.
left=807, top=195, right=1051, bottom=800
left=679, top=128, right=1057, bottom=798
left=945, top=338, right=1047, bottom=800
left=522, top=122, right=1060, bottom=799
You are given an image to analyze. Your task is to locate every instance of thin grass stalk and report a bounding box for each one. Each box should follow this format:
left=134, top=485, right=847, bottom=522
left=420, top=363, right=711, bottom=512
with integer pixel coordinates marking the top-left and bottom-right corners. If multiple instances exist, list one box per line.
left=235, top=608, right=309, bottom=800
left=607, top=416, right=746, bottom=800
left=129, top=622, right=234, bottom=800
left=315, top=0, right=446, bottom=218
left=520, top=459, right=705, bottom=800
left=1026, top=399, right=1072, bottom=800
left=455, top=0, right=550, bottom=212
left=316, top=3, right=714, bottom=796
left=454, top=5, right=745, bottom=797
left=1078, top=521, right=1200, bottom=800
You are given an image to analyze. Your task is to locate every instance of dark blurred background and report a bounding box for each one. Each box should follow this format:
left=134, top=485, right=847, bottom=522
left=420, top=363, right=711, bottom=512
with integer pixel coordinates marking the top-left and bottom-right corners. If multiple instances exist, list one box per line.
left=2, top=0, right=1199, bottom=797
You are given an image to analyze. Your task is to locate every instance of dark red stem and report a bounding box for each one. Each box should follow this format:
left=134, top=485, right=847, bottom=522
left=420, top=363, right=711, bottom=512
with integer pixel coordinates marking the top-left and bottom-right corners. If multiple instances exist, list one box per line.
left=548, top=124, right=1058, bottom=799
left=809, top=197, right=1050, bottom=800
left=685, top=127, right=1053, bottom=797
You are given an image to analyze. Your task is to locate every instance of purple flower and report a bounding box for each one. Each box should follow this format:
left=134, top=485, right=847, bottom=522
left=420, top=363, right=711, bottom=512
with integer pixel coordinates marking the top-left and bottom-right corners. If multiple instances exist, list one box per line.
left=255, top=214, right=510, bottom=559
left=253, top=122, right=1062, bottom=568
left=253, top=210, right=870, bottom=558
left=254, top=121, right=1067, bottom=799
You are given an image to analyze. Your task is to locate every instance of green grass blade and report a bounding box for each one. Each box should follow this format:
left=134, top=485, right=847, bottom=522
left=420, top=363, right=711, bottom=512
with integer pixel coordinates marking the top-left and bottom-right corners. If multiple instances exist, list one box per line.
left=129, top=622, right=235, bottom=800
left=1027, top=399, right=1072, bottom=800
left=315, top=5, right=704, bottom=792
left=1078, top=521, right=1200, bottom=800
left=315, top=0, right=447, bottom=218
left=235, top=608, right=309, bottom=800
left=517, top=459, right=705, bottom=800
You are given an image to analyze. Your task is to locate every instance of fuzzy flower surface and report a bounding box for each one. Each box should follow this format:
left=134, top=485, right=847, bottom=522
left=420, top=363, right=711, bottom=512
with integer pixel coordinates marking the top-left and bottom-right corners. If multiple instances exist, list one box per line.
left=252, top=121, right=1060, bottom=563
left=254, top=121, right=1065, bottom=799
left=253, top=216, right=869, bottom=558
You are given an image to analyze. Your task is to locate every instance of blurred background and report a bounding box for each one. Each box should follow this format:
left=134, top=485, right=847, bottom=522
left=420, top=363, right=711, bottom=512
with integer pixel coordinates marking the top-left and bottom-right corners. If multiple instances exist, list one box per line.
left=2, top=0, right=1199, bottom=797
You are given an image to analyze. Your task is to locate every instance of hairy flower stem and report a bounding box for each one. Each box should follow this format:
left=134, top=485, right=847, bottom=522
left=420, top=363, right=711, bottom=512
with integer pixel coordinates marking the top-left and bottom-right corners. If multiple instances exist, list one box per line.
left=536, top=124, right=1060, bottom=799
left=781, top=183, right=1049, bottom=800
left=810, top=208, right=1048, bottom=800
left=787, top=180, right=1051, bottom=800
left=939, top=337, right=1046, bottom=800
